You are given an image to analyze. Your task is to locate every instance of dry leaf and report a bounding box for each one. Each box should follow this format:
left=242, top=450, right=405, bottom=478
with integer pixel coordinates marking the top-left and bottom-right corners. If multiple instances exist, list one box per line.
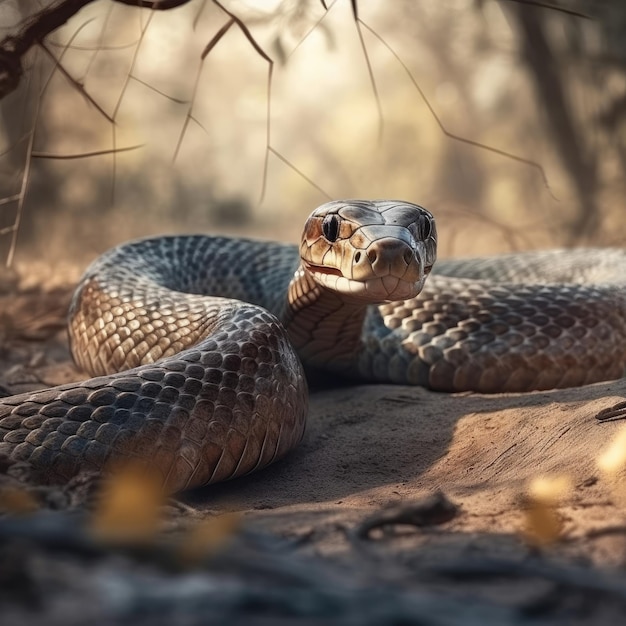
left=90, top=462, right=164, bottom=543
left=523, top=475, right=571, bottom=547
left=598, top=426, right=626, bottom=475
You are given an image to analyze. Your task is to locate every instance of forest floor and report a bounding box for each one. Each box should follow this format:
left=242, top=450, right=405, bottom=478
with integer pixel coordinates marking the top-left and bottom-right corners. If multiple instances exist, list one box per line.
left=1, top=264, right=626, bottom=625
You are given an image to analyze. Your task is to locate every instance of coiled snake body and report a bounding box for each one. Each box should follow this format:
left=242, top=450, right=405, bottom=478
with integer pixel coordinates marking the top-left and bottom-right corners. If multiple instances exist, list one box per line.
left=1, top=200, right=625, bottom=492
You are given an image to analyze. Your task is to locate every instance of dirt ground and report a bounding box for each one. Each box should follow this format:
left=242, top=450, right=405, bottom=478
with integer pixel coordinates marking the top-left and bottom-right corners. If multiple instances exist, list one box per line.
left=2, top=265, right=626, bottom=625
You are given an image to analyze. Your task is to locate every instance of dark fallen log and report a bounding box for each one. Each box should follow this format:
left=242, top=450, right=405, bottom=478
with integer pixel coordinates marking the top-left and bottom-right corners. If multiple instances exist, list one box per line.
left=0, top=508, right=528, bottom=626
left=1, top=468, right=625, bottom=625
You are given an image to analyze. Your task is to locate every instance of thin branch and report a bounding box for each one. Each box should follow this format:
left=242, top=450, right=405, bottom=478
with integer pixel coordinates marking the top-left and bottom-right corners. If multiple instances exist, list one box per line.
left=38, top=41, right=114, bottom=123
left=193, top=0, right=209, bottom=30
left=0, top=131, right=32, bottom=158
left=201, top=17, right=235, bottom=60
left=359, top=19, right=555, bottom=198
left=171, top=68, right=203, bottom=162
left=213, top=4, right=273, bottom=65
left=82, top=3, right=114, bottom=83
left=109, top=12, right=154, bottom=204
left=260, top=64, right=273, bottom=202
left=285, top=3, right=332, bottom=60
left=187, top=0, right=334, bottom=202
left=130, top=75, right=188, bottom=104
left=47, top=40, right=140, bottom=52
left=41, top=15, right=99, bottom=97
left=0, top=0, right=95, bottom=99
left=6, top=64, right=40, bottom=267
left=287, top=0, right=337, bottom=60
left=209, top=1, right=275, bottom=202
left=0, top=194, right=20, bottom=207
left=268, top=147, right=332, bottom=200
left=172, top=18, right=235, bottom=162
left=351, top=2, right=383, bottom=143
left=112, top=15, right=153, bottom=120
left=1, top=0, right=93, bottom=59
left=0, top=0, right=196, bottom=101
left=4, top=16, right=103, bottom=266
left=350, top=0, right=359, bottom=21
left=31, top=145, right=144, bottom=159
left=113, top=0, right=194, bottom=9
left=501, top=0, right=591, bottom=19
left=189, top=115, right=211, bottom=137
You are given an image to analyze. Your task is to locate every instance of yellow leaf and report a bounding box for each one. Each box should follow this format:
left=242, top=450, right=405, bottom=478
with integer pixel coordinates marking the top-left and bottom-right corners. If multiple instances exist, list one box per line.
left=523, top=475, right=571, bottom=547
left=598, top=426, right=626, bottom=475
left=524, top=499, right=563, bottom=547
left=90, top=462, right=165, bottom=543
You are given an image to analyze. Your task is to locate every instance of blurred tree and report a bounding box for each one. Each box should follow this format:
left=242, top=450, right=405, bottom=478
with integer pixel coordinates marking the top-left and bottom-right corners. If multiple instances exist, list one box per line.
left=507, top=0, right=626, bottom=243
left=0, top=0, right=624, bottom=263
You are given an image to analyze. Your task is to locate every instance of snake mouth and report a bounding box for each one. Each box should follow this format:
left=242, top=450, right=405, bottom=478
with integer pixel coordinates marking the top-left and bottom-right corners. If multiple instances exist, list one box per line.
left=303, top=261, right=343, bottom=277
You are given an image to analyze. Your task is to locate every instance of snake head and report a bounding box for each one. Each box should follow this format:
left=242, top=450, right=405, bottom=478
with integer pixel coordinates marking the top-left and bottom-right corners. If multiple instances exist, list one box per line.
left=300, top=200, right=437, bottom=302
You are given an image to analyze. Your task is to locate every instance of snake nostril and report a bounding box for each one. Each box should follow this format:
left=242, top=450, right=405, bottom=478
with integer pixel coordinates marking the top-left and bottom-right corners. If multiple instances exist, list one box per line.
left=367, top=250, right=377, bottom=264
left=355, top=251, right=361, bottom=263
left=403, top=249, right=414, bottom=265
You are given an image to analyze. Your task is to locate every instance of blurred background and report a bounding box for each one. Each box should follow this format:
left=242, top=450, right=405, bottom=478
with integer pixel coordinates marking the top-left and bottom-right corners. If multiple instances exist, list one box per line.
left=0, top=0, right=624, bottom=271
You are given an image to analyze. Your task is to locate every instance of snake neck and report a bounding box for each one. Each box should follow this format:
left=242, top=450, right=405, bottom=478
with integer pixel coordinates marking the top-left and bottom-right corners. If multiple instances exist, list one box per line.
left=283, top=265, right=367, bottom=373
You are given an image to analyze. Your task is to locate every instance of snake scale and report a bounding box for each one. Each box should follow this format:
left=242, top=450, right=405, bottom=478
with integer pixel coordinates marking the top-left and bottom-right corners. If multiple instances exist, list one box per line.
left=0, top=200, right=625, bottom=492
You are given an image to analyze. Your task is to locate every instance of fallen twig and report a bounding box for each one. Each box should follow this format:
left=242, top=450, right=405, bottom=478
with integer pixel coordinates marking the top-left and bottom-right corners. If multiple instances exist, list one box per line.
left=351, top=491, right=459, bottom=541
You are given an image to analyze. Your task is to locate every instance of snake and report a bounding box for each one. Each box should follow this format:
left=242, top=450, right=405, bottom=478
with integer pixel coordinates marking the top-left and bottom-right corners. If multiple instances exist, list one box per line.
left=0, top=200, right=625, bottom=493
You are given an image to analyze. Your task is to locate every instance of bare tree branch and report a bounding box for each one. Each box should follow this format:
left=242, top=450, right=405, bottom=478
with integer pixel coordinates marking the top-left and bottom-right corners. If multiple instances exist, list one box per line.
left=501, top=0, right=591, bottom=20
left=350, top=1, right=383, bottom=143
left=268, top=147, right=332, bottom=200
left=172, top=18, right=235, bottom=162
left=31, top=145, right=144, bottom=159
left=0, top=0, right=196, bottom=101
left=211, top=0, right=274, bottom=202
left=38, top=41, right=114, bottom=123
left=114, top=0, right=196, bottom=8
left=358, top=19, right=556, bottom=198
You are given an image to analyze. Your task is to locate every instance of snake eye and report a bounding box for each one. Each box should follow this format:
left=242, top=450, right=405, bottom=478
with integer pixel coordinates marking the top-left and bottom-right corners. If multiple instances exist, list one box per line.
left=417, top=214, right=432, bottom=240
left=322, top=214, right=340, bottom=242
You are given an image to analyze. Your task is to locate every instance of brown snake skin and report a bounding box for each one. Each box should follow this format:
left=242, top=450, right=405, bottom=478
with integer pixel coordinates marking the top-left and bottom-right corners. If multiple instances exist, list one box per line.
left=0, top=200, right=625, bottom=492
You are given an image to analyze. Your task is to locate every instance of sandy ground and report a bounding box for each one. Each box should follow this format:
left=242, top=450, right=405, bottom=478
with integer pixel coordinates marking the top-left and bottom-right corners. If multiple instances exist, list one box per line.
left=197, top=378, right=626, bottom=558
left=2, top=266, right=626, bottom=623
